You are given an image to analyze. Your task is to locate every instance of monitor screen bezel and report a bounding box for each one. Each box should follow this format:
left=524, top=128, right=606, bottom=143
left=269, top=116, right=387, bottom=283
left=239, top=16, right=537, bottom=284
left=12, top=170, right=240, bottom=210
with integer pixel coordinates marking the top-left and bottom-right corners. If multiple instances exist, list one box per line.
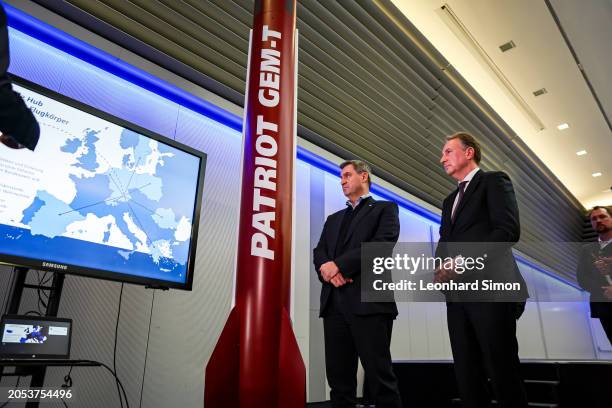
left=0, top=314, right=73, bottom=359
left=0, top=76, right=207, bottom=290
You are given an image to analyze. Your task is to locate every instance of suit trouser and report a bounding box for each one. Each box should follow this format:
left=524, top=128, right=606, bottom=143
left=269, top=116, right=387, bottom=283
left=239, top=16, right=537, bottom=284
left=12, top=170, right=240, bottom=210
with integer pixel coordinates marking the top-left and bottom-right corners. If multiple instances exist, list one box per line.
left=447, top=302, right=527, bottom=408
left=323, top=297, right=402, bottom=408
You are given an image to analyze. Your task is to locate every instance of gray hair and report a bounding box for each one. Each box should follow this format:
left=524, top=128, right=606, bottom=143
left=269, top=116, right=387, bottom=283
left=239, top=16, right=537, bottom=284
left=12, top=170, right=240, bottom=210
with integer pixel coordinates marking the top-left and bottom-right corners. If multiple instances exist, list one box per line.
left=446, top=132, right=482, bottom=164
left=340, top=159, right=372, bottom=187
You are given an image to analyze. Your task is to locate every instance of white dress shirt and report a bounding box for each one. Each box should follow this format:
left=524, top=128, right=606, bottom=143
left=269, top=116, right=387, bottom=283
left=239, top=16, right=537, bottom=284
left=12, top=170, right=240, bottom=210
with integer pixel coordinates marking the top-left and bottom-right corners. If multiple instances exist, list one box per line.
left=346, top=194, right=371, bottom=210
left=451, top=167, right=480, bottom=218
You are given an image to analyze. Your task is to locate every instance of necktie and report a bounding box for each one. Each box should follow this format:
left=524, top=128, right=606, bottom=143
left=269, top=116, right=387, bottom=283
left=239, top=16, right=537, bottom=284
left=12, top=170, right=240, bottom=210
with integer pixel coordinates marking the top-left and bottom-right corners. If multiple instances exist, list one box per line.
left=451, top=181, right=468, bottom=224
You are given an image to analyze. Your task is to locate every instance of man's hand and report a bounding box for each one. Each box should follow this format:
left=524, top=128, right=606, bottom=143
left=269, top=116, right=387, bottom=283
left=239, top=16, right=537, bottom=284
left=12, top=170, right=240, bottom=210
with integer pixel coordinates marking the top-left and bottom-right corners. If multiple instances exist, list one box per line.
left=594, top=256, right=612, bottom=276
left=319, top=261, right=353, bottom=287
left=434, top=267, right=457, bottom=283
left=320, top=261, right=340, bottom=282
left=0, top=133, right=25, bottom=149
left=330, top=272, right=353, bottom=288
left=602, top=285, right=612, bottom=300
left=433, top=258, right=458, bottom=283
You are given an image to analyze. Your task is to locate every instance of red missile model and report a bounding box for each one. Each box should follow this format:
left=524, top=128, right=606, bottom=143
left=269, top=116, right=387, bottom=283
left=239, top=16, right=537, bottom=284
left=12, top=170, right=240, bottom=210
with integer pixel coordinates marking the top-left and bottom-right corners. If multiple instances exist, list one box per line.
left=204, top=1, right=305, bottom=407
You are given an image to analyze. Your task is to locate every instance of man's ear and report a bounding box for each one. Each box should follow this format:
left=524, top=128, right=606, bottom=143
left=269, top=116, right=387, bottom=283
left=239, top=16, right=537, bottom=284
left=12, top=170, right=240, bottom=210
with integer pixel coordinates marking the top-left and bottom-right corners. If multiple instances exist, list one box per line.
left=464, top=147, right=474, bottom=161
left=362, top=172, right=369, bottom=184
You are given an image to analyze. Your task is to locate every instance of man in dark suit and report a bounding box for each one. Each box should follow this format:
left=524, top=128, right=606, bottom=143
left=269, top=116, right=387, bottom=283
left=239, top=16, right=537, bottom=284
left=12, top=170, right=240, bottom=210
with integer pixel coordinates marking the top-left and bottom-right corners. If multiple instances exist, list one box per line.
left=0, top=3, right=39, bottom=150
left=435, top=132, right=529, bottom=408
left=577, top=206, right=612, bottom=344
left=313, top=160, right=402, bottom=408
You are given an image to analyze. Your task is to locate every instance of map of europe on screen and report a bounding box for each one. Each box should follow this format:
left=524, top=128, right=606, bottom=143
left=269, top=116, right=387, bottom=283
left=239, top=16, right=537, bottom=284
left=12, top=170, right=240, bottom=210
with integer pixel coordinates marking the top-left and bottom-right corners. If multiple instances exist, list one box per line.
left=0, top=85, right=202, bottom=285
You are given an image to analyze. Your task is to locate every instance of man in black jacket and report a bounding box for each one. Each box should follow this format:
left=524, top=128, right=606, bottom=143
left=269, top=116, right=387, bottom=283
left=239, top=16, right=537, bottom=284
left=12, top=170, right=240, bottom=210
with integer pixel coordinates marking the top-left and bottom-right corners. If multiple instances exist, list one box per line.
left=313, top=160, right=402, bottom=408
left=435, top=132, right=528, bottom=408
left=577, top=206, right=612, bottom=344
left=0, top=3, right=39, bottom=150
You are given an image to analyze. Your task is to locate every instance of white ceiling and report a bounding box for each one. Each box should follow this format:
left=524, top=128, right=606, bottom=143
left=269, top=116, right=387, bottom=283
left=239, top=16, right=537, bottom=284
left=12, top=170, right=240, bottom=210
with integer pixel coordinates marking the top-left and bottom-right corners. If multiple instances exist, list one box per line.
left=391, top=0, right=612, bottom=208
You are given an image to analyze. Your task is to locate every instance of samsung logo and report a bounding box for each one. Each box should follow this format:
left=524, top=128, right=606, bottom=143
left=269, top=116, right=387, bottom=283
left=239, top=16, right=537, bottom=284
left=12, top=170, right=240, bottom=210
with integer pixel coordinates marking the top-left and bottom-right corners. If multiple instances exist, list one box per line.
left=42, top=261, right=68, bottom=270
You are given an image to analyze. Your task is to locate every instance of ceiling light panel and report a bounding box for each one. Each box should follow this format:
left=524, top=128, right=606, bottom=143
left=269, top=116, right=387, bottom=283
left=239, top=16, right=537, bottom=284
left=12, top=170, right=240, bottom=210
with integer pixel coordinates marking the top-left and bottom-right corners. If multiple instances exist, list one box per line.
left=533, top=88, right=547, bottom=97
left=499, top=40, right=516, bottom=52
left=557, top=123, right=570, bottom=130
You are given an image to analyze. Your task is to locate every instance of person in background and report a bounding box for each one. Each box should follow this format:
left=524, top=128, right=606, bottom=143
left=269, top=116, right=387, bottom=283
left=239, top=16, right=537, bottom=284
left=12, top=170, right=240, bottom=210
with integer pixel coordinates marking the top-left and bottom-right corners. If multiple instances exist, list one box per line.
left=577, top=206, right=612, bottom=344
left=0, top=3, right=39, bottom=150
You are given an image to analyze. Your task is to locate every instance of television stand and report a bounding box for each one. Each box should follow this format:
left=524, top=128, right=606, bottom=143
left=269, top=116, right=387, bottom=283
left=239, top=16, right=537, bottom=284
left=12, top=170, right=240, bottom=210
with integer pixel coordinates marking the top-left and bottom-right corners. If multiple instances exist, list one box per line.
left=1, top=266, right=65, bottom=407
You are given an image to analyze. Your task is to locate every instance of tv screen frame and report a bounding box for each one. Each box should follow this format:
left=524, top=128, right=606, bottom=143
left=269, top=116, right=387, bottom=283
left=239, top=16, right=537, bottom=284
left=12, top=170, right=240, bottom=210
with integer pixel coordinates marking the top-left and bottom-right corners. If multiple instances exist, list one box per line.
left=0, top=314, right=73, bottom=359
left=0, top=76, right=207, bottom=290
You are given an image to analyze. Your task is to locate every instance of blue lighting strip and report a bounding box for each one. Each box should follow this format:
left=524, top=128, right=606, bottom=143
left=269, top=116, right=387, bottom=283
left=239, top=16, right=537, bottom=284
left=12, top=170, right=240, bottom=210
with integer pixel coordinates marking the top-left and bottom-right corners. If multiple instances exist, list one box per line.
left=371, top=184, right=441, bottom=224
left=5, top=4, right=581, bottom=289
left=296, top=149, right=441, bottom=223
left=4, top=3, right=242, bottom=132
left=515, top=254, right=581, bottom=290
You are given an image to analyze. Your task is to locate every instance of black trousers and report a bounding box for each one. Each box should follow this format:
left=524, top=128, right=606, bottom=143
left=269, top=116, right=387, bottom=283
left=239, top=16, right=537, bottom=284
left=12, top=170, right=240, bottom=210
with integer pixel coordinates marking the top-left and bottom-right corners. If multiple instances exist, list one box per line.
left=599, top=316, right=612, bottom=345
left=323, top=295, right=402, bottom=408
left=447, top=302, right=528, bottom=408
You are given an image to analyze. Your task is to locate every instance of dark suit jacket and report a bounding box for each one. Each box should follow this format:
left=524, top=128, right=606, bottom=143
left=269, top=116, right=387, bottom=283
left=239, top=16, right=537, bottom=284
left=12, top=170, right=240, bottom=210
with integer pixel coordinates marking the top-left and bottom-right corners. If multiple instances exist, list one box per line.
left=313, top=197, right=400, bottom=317
left=0, top=4, right=39, bottom=150
left=435, top=170, right=529, bottom=301
left=577, top=242, right=612, bottom=318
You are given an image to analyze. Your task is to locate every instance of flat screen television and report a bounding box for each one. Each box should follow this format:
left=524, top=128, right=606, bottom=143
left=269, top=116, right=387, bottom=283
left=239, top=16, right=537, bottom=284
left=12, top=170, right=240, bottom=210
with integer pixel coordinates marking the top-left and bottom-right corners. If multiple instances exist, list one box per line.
left=0, top=78, right=206, bottom=290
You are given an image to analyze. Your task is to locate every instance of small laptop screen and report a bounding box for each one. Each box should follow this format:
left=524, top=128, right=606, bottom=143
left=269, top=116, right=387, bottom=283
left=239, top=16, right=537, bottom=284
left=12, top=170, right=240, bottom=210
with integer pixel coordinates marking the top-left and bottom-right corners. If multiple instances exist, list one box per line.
left=0, top=315, right=71, bottom=359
